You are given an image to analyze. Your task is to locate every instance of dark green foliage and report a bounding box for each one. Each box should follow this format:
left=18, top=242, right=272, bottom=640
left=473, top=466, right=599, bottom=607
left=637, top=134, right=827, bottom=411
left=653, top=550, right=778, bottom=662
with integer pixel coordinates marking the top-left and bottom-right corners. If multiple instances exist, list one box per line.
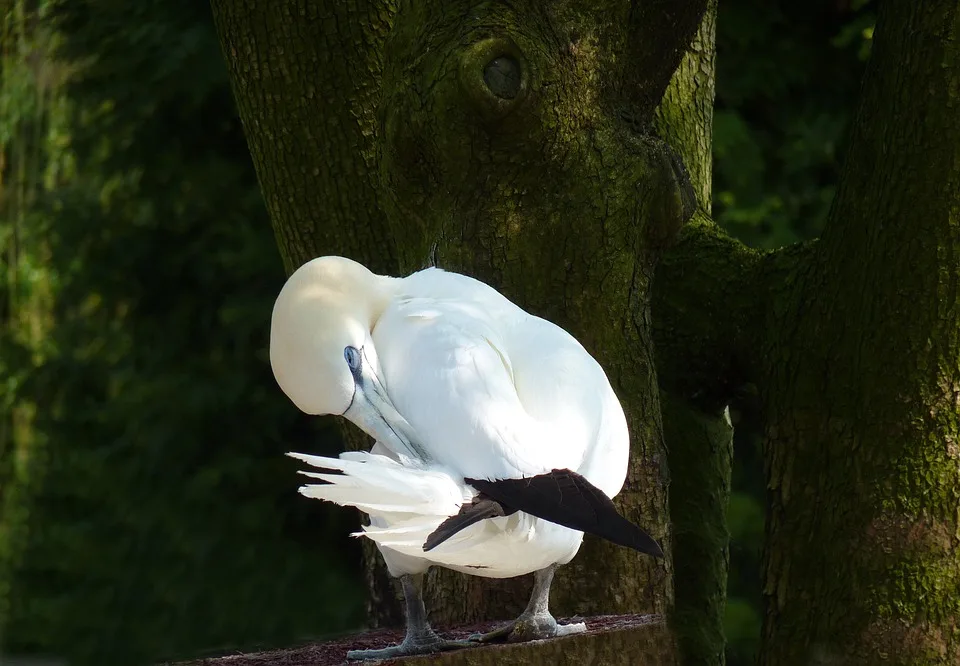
left=714, top=0, right=874, bottom=249
left=1, top=1, right=363, bottom=664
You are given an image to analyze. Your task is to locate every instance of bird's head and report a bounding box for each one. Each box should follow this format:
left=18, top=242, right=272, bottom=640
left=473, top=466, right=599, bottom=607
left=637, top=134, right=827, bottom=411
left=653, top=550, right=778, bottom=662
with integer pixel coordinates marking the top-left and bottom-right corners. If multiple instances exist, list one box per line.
left=269, top=256, right=426, bottom=461
left=270, top=256, right=378, bottom=417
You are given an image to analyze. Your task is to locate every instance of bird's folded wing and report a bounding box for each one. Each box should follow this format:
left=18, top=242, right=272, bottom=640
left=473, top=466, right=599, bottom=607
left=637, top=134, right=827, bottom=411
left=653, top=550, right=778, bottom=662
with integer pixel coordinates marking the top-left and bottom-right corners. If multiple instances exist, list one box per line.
left=374, top=298, right=590, bottom=480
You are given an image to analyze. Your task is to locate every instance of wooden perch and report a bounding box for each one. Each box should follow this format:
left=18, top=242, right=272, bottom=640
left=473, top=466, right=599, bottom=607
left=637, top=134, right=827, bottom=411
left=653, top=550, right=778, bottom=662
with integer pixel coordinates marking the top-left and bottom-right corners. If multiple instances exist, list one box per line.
left=169, top=614, right=674, bottom=666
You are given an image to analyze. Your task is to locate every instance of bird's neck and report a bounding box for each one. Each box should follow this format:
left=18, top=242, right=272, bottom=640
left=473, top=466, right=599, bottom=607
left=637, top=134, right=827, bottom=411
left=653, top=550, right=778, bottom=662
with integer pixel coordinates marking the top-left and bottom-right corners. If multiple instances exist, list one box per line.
left=365, top=274, right=401, bottom=330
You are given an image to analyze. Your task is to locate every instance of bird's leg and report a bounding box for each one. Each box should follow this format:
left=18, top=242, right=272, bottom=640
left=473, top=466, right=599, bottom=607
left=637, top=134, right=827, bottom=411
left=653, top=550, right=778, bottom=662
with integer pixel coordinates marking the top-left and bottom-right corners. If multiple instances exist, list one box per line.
left=346, top=573, right=475, bottom=661
left=469, top=565, right=587, bottom=643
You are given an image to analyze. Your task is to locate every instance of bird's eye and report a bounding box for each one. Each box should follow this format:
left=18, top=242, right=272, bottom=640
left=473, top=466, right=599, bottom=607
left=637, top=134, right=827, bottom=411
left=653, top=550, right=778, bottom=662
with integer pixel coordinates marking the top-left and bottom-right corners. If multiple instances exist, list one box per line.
left=344, top=346, right=362, bottom=372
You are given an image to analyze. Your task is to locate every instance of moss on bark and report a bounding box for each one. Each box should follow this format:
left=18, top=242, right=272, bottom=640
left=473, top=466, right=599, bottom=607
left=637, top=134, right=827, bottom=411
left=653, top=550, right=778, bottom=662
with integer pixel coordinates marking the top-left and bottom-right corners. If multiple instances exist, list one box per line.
left=661, top=392, right=731, bottom=666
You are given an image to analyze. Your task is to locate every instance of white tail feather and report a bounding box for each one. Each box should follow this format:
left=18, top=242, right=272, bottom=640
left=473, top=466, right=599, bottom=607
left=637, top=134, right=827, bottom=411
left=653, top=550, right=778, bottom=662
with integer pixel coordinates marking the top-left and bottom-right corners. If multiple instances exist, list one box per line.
left=287, top=450, right=470, bottom=521
left=359, top=521, right=479, bottom=551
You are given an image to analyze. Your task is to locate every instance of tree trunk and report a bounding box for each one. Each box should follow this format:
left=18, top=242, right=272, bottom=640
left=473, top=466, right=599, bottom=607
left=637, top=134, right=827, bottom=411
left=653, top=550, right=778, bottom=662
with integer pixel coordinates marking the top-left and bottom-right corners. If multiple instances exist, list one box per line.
left=210, top=0, right=708, bottom=660
left=756, top=1, right=960, bottom=663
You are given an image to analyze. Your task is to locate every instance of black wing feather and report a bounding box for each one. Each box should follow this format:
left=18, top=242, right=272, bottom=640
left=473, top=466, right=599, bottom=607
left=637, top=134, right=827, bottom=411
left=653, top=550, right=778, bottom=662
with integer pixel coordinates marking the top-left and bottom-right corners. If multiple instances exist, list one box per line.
left=423, top=495, right=515, bottom=551
left=464, top=469, right=663, bottom=558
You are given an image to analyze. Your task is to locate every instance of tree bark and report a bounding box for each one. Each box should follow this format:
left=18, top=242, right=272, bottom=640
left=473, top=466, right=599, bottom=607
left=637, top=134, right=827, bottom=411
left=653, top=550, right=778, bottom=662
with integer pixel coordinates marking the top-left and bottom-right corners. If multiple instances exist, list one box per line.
left=756, top=1, right=960, bottom=663
left=211, top=0, right=707, bottom=658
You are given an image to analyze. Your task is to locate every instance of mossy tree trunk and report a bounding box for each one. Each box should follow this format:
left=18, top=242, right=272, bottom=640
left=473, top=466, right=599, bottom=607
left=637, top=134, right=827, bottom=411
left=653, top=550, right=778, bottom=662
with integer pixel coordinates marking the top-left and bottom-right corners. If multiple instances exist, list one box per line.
left=754, top=1, right=960, bottom=663
left=657, top=0, right=960, bottom=662
left=211, top=0, right=960, bottom=663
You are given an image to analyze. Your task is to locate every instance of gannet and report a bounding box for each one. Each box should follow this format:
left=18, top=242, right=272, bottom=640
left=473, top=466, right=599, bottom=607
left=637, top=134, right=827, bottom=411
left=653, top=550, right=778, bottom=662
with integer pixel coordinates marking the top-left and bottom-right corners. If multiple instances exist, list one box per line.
left=269, top=256, right=663, bottom=660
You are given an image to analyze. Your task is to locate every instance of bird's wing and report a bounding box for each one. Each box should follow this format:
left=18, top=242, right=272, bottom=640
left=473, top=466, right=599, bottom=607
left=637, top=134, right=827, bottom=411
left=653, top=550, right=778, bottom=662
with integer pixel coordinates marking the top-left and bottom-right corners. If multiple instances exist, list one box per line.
left=372, top=296, right=593, bottom=482
left=507, top=314, right=630, bottom=498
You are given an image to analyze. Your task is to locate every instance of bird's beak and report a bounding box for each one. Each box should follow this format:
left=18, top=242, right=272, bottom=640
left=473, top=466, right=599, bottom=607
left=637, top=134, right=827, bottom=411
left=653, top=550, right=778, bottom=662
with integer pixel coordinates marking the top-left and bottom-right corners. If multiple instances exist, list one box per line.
left=344, top=353, right=431, bottom=463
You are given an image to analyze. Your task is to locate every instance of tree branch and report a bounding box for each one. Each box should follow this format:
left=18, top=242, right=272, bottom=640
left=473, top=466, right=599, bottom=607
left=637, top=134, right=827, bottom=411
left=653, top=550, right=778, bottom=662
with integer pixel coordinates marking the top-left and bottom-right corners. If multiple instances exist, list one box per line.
left=653, top=215, right=761, bottom=409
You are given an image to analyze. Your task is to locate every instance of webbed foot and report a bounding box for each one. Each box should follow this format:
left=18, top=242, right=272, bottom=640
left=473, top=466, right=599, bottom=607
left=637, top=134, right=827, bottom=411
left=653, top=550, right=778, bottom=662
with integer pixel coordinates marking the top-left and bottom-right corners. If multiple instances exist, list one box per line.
left=468, top=613, right=586, bottom=644
left=347, top=629, right=475, bottom=661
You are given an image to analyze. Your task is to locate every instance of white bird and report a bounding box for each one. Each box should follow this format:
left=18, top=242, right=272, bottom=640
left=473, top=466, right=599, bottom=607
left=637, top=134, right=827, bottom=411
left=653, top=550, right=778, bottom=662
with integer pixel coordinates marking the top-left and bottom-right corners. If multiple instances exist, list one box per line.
left=270, top=256, right=662, bottom=661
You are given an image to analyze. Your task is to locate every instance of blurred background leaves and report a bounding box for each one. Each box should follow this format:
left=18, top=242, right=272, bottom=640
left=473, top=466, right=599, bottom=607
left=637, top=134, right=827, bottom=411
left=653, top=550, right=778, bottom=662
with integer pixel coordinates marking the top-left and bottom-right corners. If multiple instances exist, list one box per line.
left=0, top=0, right=873, bottom=664
left=1, top=2, right=363, bottom=665
left=713, top=0, right=873, bottom=249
